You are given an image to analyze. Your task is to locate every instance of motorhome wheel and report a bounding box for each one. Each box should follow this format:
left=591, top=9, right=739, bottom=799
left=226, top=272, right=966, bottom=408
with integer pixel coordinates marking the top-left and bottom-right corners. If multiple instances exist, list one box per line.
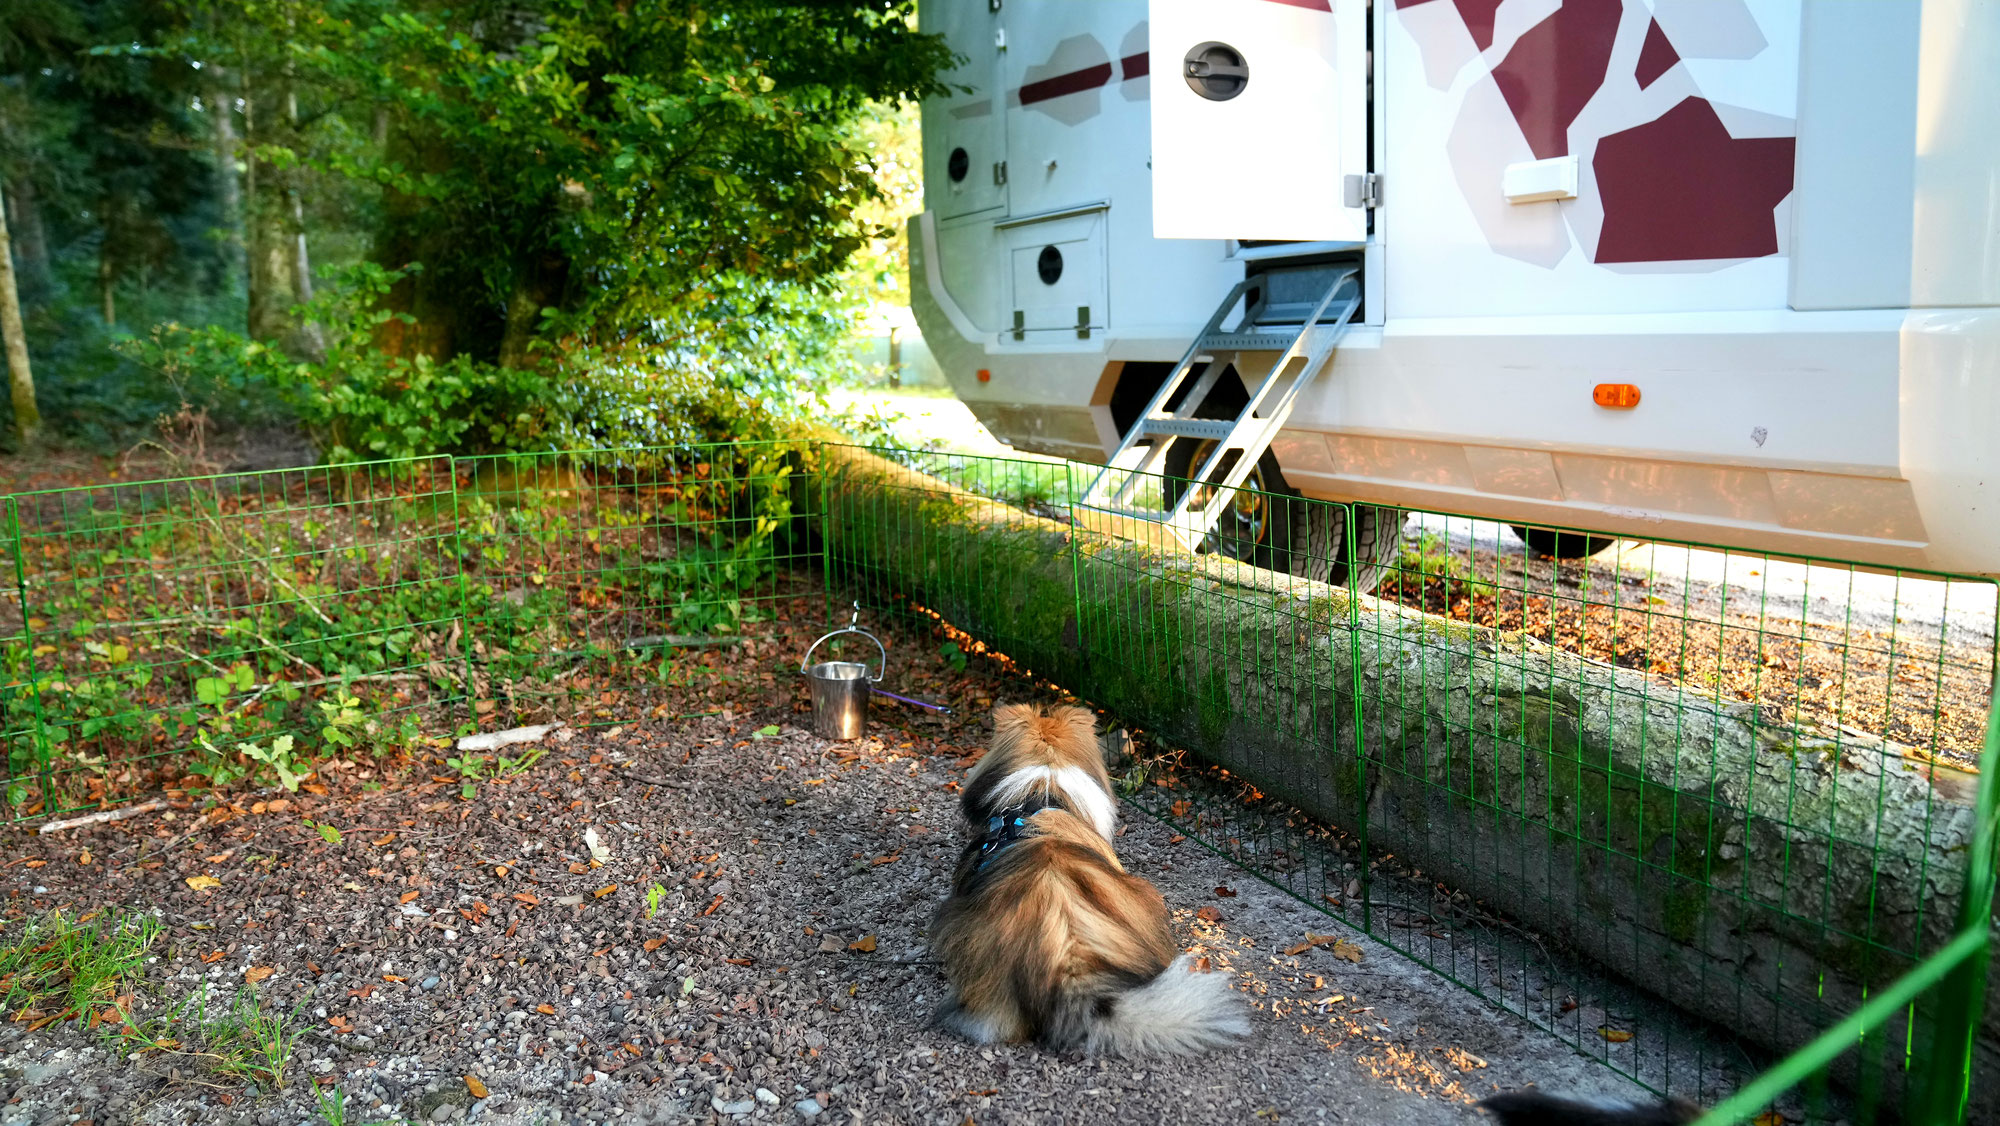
left=1162, top=437, right=1403, bottom=592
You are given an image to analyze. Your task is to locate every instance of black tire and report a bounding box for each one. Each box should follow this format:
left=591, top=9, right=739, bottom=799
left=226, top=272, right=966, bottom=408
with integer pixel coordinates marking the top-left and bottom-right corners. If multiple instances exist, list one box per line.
left=1510, top=524, right=1617, bottom=559
left=1160, top=437, right=1404, bottom=592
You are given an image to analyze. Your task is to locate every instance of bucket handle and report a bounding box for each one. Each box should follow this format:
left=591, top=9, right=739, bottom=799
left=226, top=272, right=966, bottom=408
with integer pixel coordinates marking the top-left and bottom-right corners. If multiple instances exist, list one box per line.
left=799, top=603, right=886, bottom=682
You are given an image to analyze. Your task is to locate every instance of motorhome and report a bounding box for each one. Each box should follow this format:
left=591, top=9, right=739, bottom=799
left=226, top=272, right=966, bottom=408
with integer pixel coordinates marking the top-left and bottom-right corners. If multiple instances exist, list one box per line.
left=908, top=0, right=2000, bottom=588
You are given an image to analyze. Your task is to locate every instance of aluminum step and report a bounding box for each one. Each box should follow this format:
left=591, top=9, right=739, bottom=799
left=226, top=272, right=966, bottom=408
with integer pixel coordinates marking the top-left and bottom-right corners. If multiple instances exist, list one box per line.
left=1138, top=418, right=1238, bottom=440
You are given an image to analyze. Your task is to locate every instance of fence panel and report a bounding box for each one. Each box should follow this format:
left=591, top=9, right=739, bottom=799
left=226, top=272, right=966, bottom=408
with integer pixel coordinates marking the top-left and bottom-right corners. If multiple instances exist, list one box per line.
left=450, top=442, right=816, bottom=733
left=1, top=459, right=460, bottom=820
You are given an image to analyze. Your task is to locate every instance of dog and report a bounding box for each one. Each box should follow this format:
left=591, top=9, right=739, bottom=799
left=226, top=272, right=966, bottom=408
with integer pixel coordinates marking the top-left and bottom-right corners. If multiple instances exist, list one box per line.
left=1476, top=1090, right=1702, bottom=1124
left=928, top=702, right=1248, bottom=1054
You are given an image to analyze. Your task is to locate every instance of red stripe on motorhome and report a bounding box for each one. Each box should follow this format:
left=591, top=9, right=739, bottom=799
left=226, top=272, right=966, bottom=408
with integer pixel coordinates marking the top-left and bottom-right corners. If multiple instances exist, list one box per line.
left=1019, top=62, right=1115, bottom=105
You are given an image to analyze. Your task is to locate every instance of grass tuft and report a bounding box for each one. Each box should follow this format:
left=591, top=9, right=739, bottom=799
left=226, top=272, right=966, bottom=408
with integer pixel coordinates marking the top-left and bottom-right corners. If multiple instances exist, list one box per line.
left=0, top=909, right=159, bottom=1028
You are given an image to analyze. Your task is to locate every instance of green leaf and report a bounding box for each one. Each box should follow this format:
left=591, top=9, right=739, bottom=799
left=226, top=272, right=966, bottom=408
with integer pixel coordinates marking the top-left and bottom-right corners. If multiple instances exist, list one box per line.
left=314, top=823, right=343, bottom=845
left=753, top=724, right=780, bottom=739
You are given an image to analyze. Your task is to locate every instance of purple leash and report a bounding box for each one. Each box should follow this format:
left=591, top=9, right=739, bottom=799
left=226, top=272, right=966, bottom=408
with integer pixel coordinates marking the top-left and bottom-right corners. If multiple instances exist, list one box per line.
left=870, top=686, right=955, bottom=715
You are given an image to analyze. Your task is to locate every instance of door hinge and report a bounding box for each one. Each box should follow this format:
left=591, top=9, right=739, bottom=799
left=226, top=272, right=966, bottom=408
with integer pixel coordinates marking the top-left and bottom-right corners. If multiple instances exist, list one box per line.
left=1011, top=309, right=1025, bottom=341
left=1342, top=173, right=1381, bottom=210
left=1076, top=306, right=1091, bottom=340
left=993, top=161, right=1008, bottom=186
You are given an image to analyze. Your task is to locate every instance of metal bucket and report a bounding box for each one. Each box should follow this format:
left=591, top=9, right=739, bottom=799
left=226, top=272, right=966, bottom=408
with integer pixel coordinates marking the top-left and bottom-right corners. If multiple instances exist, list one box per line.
left=799, top=615, right=885, bottom=741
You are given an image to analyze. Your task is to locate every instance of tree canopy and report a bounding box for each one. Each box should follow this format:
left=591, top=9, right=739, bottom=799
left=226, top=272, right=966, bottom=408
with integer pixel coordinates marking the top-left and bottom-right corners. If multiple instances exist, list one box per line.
left=0, top=0, right=950, bottom=456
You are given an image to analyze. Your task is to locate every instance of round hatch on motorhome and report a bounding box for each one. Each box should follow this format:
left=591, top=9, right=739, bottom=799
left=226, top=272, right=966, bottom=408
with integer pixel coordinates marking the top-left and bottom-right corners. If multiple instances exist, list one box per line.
left=1036, top=246, right=1063, bottom=285
left=1183, top=42, right=1247, bottom=101
left=947, top=147, right=969, bottom=183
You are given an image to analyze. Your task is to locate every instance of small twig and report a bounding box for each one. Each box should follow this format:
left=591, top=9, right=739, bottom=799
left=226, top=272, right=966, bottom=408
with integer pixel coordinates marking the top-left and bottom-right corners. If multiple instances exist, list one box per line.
left=37, top=798, right=167, bottom=835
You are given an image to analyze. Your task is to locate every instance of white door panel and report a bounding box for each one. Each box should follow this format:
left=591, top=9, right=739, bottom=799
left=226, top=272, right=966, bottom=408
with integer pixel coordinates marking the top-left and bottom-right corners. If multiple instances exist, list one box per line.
left=1150, top=0, right=1367, bottom=241
left=923, top=1, right=1007, bottom=219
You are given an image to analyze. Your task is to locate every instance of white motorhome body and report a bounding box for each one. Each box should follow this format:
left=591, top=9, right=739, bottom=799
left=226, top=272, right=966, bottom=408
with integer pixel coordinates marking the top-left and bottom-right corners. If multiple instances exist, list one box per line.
left=909, top=0, right=2000, bottom=579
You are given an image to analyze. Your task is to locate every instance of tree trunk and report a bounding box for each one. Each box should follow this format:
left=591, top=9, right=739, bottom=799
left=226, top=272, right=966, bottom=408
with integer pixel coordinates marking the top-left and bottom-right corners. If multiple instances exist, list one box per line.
left=98, top=243, right=115, bottom=327
left=208, top=81, right=244, bottom=291
left=3, top=179, right=51, bottom=301
left=371, top=121, right=468, bottom=363
left=0, top=185, right=42, bottom=443
left=241, top=78, right=320, bottom=360
left=817, top=444, right=2000, bottom=1116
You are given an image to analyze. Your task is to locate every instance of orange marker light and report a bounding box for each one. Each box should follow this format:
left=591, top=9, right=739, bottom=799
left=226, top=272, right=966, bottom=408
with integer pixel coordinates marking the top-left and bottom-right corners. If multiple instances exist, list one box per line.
left=1593, top=383, right=1641, bottom=409
left=976, top=369, right=992, bottom=383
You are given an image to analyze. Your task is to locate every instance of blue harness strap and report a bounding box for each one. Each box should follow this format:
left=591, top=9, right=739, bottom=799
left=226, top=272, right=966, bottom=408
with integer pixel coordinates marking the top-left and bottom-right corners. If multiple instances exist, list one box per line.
left=972, top=793, right=1060, bottom=873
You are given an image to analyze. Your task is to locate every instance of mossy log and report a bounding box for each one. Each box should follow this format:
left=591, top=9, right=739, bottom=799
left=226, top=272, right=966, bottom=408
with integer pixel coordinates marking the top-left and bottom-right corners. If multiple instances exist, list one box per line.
left=819, top=444, right=1997, bottom=1112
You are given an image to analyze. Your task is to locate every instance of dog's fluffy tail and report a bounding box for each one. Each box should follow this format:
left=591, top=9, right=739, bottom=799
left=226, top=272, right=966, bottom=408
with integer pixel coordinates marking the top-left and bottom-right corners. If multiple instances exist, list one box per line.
left=1056, top=954, right=1248, bottom=1056
left=1475, top=1091, right=1701, bottom=1126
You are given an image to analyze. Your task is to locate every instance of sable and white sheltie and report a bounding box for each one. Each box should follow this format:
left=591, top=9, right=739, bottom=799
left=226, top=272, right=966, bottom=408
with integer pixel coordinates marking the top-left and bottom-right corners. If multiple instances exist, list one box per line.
left=928, top=702, right=1248, bottom=1055
left=1476, top=1090, right=1702, bottom=1125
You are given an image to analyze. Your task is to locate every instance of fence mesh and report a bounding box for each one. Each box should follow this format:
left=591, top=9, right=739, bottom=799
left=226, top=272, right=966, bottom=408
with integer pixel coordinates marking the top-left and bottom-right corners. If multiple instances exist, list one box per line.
left=0, top=438, right=1991, bottom=1122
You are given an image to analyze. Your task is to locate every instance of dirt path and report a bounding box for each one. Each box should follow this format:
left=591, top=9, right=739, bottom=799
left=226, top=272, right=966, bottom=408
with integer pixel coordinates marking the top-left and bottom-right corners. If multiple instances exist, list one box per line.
left=0, top=610, right=1667, bottom=1126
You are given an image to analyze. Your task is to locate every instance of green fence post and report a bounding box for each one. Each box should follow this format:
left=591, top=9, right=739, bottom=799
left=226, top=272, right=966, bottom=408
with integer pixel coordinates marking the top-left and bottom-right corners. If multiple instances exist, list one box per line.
left=5, top=496, right=53, bottom=812
left=1915, top=665, right=2000, bottom=1122
left=447, top=456, right=480, bottom=736
left=1347, top=502, right=1371, bottom=937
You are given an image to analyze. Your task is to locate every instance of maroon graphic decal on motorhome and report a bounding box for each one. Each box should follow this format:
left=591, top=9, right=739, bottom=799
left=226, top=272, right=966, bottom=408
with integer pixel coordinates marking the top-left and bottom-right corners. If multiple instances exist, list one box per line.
left=1635, top=19, right=1680, bottom=90
left=1490, top=0, right=1621, bottom=160
left=1593, top=97, right=1795, bottom=263
left=1396, top=0, right=1501, bottom=52
left=1396, top=0, right=1794, bottom=266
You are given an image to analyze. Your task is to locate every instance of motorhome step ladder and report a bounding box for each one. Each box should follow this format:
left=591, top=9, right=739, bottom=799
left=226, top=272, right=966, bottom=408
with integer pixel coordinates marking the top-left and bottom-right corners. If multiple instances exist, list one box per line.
left=1076, top=267, right=1361, bottom=551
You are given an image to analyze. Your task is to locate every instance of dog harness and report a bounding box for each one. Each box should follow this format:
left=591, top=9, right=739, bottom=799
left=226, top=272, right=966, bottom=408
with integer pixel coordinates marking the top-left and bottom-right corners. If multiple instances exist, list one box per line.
left=972, top=793, right=1061, bottom=873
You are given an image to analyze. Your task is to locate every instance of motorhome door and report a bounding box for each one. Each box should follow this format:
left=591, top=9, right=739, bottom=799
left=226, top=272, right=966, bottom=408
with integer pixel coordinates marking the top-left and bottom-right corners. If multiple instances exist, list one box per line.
left=1149, top=0, right=1368, bottom=241
left=922, top=0, right=1008, bottom=220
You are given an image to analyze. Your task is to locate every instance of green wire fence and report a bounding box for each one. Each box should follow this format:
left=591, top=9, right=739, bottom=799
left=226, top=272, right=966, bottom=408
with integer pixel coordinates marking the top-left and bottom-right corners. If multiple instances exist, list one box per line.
left=0, top=437, right=1992, bottom=1123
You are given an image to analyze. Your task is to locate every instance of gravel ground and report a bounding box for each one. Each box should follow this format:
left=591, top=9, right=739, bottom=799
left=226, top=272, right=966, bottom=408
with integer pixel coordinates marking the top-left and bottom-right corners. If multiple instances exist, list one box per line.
left=0, top=611, right=1665, bottom=1126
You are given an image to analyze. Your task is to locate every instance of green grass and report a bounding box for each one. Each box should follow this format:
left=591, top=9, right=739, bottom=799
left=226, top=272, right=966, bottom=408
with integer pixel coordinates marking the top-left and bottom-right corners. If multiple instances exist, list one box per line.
left=1395, top=529, right=1468, bottom=580
left=0, top=909, right=160, bottom=1025
left=111, top=984, right=300, bottom=1091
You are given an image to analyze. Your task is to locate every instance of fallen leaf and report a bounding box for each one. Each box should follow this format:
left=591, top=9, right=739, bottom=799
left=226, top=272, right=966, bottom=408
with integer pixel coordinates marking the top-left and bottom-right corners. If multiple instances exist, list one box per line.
left=1169, top=800, right=1192, bottom=818
left=1195, top=907, right=1223, bottom=923
left=848, top=935, right=877, bottom=953
left=465, top=1075, right=489, bottom=1099
left=1193, top=956, right=1213, bottom=972
left=537, top=1004, right=556, bottom=1015
left=1213, top=886, right=1236, bottom=898
left=1751, top=1113, right=1785, bottom=1126
left=382, top=974, right=406, bottom=983
left=870, top=854, right=899, bottom=866
left=244, top=966, right=275, bottom=984
left=513, top=892, right=539, bottom=907
left=399, top=891, right=420, bottom=904
left=1329, top=940, right=1364, bottom=964
left=200, top=950, right=225, bottom=964
left=1598, top=1027, right=1634, bottom=1043
left=185, top=875, right=221, bottom=892
left=1168, top=834, right=1186, bottom=844
left=23, top=860, right=44, bottom=869
left=77, top=849, right=92, bottom=866
left=725, top=957, right=754, bottom=966
left=702, top=894, right=723, bottom=916
left=817, top=934, right=844, bottom=953
left=202, top=853, right=229, bottom=863
left=267, top=799, right=291, bottom=812
left=643, top=938, right=667, bottom=952
left=1559, top=997, right=1579, bottom=1013
left=584, top=826, right=612, bottom=865
left=593, top=884, right=618, bottom=898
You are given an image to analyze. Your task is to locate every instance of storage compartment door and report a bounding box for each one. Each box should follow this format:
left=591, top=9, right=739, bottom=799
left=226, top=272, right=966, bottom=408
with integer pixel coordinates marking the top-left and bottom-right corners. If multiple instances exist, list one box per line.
left=922, top=1, right=1008, bottom=220
left=1001, top=211, right=1107, bottom=344
left=1150, top=0, right=1368, bottom=241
